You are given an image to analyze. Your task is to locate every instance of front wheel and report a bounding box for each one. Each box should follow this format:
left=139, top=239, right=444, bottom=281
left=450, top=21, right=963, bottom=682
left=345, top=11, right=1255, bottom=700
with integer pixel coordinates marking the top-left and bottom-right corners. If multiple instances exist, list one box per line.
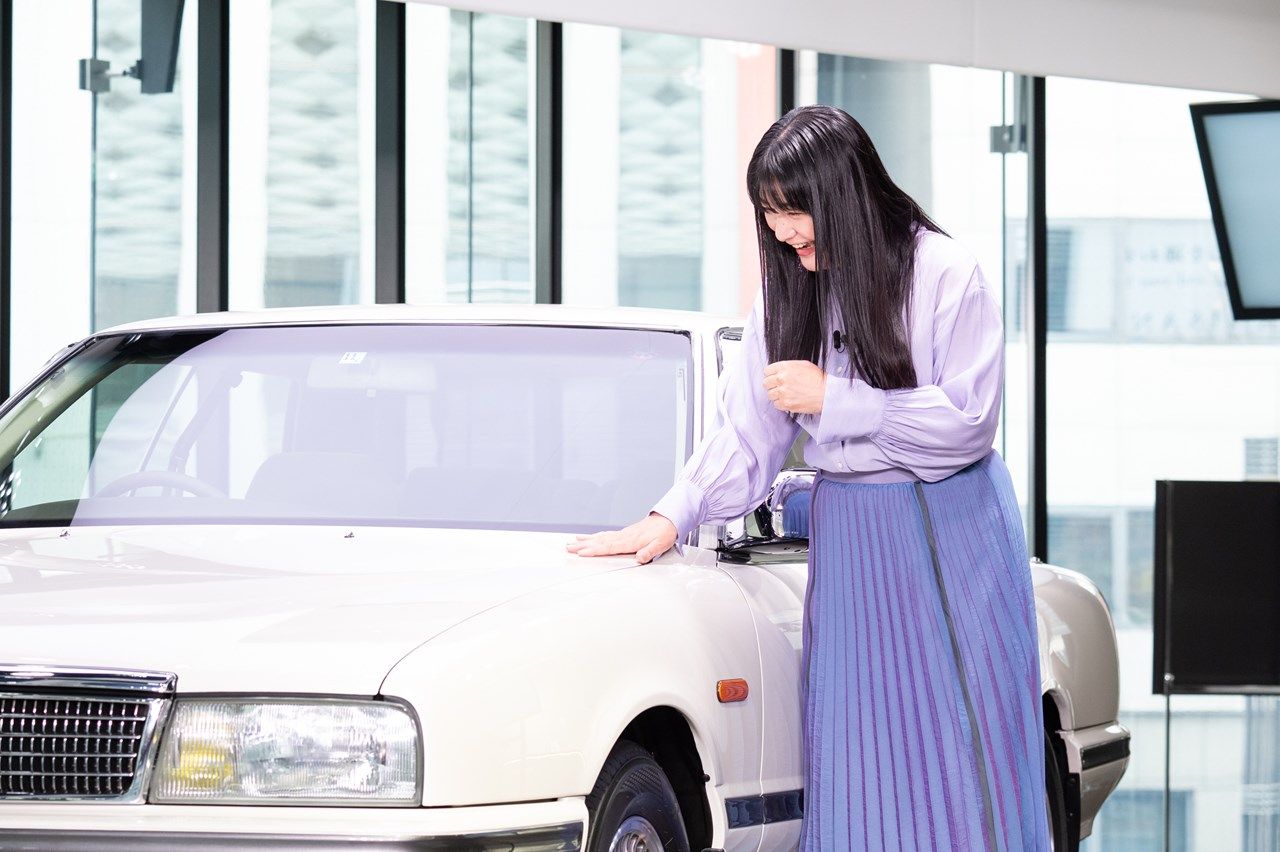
left=586, top=741, right=691, bottom=852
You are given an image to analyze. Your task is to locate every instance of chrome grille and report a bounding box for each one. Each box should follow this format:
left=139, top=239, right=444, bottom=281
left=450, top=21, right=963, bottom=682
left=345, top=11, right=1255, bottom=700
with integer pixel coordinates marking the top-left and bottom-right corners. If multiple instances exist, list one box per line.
left=0, top=666, right=176, bottom=801
left=1, top=695, right=151, bottom=797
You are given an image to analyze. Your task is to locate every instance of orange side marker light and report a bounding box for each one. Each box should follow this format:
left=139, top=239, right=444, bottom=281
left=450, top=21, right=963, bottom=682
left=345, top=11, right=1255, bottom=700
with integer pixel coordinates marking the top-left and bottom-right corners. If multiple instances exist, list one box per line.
left=717, top=678, right=749, bottom=703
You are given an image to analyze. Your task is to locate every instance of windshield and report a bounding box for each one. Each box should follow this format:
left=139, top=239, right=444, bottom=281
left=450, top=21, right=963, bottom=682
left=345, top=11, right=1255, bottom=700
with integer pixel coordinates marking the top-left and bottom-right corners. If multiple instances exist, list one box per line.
left=0, top=324, right=692, bottom=532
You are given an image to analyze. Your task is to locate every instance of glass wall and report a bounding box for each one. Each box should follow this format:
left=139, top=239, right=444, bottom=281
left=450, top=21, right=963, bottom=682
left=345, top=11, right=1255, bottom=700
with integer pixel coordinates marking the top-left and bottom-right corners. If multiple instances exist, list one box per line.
left=560, top=26, right=777, bottom=315
left=228, top=0, right=376, bottom=309
left=404, top=5, right=535, bottom=304
left=6, top=0, right=196, bottom=505
left=11, top=12, right=1277, bottom=846
left=799, top=52, right=1032, bottom=515
left=94, top=0, right=198, bottom=330
left=1046, top=77, right=1278, bottom=851
left=9, top=1, right=93, bottom=391
left=797, top=53, right=1007, bottom=291
left=9, top=0, right=196, bottom=389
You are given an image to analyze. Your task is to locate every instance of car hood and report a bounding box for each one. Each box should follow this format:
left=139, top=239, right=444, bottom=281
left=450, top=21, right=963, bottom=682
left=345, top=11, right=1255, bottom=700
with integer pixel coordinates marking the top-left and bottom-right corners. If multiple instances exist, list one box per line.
left=0, top=525, right=634, bottom=695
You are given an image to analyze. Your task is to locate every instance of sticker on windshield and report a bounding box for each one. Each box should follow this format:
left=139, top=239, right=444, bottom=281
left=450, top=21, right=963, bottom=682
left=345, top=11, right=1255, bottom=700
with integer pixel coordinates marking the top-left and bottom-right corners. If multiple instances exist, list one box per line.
left=339, top=352, right=367, bottom=365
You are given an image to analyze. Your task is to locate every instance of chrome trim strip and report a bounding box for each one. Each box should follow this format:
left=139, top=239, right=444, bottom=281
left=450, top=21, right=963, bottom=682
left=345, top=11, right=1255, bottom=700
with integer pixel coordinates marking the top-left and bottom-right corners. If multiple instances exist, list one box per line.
left=725, top=789, right=804, bottom=828
left=0, top=822, right=584, bottom=851
left=0, top=666, right=177, bottom=695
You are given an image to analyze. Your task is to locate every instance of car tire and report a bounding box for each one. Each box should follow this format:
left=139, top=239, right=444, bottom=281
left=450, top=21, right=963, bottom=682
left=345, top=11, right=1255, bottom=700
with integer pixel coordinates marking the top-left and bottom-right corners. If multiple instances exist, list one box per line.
left=1045, top=731, right=1074, bottom=852
left=586, top=740, right=691, bottom=852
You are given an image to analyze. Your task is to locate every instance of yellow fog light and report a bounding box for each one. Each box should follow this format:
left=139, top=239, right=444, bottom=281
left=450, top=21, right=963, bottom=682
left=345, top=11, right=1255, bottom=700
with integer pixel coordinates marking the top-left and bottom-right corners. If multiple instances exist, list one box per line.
left=170, top=736, right=235, bottom=790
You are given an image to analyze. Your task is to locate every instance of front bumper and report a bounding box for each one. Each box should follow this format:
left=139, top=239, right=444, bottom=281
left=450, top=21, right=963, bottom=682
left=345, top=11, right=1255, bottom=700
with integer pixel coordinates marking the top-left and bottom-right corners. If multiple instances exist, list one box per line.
left=1058, top=721, right=1130, bottom=841
left=0, top=798, right=586, bottom=851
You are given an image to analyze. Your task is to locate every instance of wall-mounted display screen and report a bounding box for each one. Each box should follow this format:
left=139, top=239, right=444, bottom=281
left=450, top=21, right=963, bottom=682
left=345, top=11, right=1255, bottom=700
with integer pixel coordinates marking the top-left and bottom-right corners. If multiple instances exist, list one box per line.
left=1154, top=480, right=1280, bottom=694
left=1190, top=99, right=1280, bottom=319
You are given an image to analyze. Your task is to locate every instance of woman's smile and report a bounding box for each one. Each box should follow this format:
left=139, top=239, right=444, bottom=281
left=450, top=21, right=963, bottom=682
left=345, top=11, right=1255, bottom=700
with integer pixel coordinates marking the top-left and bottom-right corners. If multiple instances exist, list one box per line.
left=793, top=238, right=817, bottom=268
left=763, top=209, right=818, bottom=269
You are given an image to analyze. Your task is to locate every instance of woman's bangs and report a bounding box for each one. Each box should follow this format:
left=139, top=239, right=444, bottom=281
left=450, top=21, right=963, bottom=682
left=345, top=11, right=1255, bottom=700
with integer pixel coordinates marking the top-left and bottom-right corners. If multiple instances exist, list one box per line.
left=748, top=150, right=810, bottom=214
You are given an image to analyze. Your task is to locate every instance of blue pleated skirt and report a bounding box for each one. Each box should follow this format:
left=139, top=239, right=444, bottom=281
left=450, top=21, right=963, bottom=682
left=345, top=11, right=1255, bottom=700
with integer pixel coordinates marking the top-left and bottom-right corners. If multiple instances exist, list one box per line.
left=799, top=449, right=1049, bottom=851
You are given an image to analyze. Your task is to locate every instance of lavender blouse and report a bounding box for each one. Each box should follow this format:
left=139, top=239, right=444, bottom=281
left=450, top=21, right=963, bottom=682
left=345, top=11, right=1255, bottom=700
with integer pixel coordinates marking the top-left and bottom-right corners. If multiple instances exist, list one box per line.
left=650, top=228, right=1005, bottom=540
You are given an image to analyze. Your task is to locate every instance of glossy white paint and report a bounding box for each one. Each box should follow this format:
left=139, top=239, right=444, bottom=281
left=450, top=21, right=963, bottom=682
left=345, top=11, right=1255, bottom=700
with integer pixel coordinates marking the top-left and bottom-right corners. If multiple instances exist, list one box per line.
left=0, top=306, right=1128, bottom=848
left=1032, top=560, right=1123, bottom=731
left=718, top=558, right=807, bottom=798
left=0, top=525, right=633, bottom=695
left=381, top=543, right=766, bottom=851
left=1030, top=561, right=1134, bottom=837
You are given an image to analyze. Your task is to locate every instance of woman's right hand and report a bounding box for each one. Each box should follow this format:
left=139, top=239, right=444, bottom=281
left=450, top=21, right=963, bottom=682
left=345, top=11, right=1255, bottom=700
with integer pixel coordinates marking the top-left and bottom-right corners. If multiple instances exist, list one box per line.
left=565, top=512, right=678, bottom=564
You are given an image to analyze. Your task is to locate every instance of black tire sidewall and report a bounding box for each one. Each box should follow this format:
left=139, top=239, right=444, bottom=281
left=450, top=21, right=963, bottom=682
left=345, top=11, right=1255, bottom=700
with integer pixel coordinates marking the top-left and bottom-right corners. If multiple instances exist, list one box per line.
left=587, top=744, right=690, bottom=852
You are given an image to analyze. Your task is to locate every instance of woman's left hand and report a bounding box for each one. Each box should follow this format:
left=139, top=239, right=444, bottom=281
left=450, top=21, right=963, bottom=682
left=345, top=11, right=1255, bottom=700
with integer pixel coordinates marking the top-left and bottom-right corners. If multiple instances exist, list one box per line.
left=763, top=360, right=827, bottom=414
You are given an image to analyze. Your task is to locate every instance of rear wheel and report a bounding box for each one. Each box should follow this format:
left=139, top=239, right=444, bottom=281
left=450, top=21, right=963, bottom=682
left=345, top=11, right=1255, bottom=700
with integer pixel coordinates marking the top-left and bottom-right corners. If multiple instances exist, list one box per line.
left=1045, top=732, right=1073, bottom=851
left=586, top=741, right=691, bottom=852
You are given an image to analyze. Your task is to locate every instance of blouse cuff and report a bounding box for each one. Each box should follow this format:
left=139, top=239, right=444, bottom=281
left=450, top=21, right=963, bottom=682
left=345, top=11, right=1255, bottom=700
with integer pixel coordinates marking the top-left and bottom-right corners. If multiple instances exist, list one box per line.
left=812, top=375, right=887, bottom=446
left=650, top=479, right=708, bottom=541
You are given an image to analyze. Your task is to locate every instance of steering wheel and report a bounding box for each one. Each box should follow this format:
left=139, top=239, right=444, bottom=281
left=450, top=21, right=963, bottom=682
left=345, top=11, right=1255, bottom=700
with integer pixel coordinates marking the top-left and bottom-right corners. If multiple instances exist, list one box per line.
left=93, top=470, right=228, bottom=499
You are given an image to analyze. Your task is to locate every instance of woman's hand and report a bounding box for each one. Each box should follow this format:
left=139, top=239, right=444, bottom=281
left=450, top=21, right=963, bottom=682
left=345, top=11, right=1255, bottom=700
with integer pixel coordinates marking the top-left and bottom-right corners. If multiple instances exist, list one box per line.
left=764, top=360, right=827, bottom=414
left=566, top=512, right=678, bottom=564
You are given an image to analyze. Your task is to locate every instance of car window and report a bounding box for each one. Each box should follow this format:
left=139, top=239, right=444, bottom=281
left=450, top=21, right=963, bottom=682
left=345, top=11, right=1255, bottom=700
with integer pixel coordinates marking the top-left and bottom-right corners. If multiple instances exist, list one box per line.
left=0, top=324, right=693, bottom=533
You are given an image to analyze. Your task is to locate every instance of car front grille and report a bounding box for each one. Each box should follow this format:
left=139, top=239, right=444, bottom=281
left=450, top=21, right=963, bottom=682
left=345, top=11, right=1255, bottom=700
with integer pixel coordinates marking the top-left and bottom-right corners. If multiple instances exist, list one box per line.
left=0, top=667, right=176, bottom=801
left=1, top=695, right=152, bottom=797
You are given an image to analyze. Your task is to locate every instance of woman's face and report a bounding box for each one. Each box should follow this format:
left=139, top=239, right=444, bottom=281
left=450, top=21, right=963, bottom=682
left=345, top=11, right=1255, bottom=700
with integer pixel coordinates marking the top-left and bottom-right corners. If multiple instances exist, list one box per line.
left=762, top=209, right=817, bottom=272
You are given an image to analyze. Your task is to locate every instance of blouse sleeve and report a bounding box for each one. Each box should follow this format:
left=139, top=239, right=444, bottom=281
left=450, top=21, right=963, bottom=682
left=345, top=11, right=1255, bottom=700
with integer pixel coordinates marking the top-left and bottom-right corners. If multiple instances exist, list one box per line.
left=650, top=292, right=801, bottom=539
left=808, top=261, right=1003, bottom=482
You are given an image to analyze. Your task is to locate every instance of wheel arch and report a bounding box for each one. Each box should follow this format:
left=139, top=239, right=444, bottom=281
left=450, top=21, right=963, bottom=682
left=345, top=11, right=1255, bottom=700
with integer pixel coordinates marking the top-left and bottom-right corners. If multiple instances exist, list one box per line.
left=597, top=705, right=714, bottom=852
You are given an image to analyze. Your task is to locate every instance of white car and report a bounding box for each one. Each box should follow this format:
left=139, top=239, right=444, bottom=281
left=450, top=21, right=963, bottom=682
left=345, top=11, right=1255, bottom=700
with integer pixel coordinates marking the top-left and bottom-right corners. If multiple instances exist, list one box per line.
left=0, top=304, right=1128, bottom=851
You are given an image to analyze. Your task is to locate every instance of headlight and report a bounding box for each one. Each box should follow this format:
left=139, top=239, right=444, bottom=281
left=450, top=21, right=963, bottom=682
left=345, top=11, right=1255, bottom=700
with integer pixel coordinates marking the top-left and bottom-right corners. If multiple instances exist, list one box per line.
left=150, top=699, right=420, bottom=805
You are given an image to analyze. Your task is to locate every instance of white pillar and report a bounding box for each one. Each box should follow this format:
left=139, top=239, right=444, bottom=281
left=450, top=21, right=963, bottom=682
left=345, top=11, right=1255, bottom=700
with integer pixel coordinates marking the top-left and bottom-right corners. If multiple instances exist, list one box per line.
left=560, top=23, right=620, bottom=306
left=10, top=1, right=94, bottom=388
left=699, top=40, right=740, bottom=316
left=357, top=0, right=377, bottom=304
left=178, top=1, right=200, bottom=316
left=404, top=4, right=452, bottom=303
left=227, top=0, right=271, bottom=309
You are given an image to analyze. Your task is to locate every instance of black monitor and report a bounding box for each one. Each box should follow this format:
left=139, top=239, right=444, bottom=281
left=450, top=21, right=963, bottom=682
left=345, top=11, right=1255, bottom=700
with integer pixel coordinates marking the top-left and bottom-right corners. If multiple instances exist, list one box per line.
left=1153, top=480, right=1280, bottom=694
left=1189, top=99, right=1280, bottom=320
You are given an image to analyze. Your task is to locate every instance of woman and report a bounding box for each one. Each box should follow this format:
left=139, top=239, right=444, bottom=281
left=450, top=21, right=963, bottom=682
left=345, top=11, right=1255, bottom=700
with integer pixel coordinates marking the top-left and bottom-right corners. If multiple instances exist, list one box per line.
left=568, top=104, right=1048, bottom=850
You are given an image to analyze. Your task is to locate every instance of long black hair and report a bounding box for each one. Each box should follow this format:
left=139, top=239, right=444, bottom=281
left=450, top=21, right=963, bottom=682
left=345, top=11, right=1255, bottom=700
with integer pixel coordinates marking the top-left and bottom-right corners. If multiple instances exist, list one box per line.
left=746, top=104, right=944, bottom=390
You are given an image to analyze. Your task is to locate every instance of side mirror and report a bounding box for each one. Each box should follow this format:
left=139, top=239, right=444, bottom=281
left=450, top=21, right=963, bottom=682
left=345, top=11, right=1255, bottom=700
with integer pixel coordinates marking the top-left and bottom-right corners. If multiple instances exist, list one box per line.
left=720, top=468, right=816, bottom=554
